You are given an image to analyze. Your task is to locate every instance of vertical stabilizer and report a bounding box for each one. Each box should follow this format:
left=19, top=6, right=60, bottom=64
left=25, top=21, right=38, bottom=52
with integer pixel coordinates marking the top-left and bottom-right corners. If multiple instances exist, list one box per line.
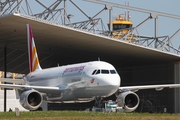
left=27, top=24, right=42, bottom=72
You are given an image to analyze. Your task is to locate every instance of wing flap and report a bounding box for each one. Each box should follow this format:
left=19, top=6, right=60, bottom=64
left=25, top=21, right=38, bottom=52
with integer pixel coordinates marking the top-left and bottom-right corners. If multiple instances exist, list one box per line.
left=0, top=84, right=24, bottom=90
left=0, top=83, right=59, bottom=91
left=120, top=84, right=180, bottom=92
left=0, top=78, right=25, bottom=84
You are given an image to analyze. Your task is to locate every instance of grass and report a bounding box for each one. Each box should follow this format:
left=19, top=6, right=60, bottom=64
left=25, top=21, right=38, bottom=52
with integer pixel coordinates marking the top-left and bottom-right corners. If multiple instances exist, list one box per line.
left=0, top=111, right=180, bottom=120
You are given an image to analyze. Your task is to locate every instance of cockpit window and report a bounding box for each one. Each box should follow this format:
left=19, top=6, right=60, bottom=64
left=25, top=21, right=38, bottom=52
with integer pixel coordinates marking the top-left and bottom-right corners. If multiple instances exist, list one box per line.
left=101, top=70, right=109, bottom=74
left=96, top=70, right=100, bottom=74
left=110, top=70, right=116, bottom=74
left=92, top=70, right=97, bottom=75
left=92, top=69, right=117, bottom=75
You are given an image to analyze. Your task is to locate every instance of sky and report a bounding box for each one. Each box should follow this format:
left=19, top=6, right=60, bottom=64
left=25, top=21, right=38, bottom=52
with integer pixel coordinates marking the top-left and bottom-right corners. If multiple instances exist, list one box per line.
left=26, top=0, right=180, bottom=51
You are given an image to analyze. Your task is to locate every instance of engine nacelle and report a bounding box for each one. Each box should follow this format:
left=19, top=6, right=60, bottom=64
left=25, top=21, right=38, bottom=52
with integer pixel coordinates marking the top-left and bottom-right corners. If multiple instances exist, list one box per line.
left=117, top=91, right=139, bottom=112
left=20, top=90, right=43, bottom=110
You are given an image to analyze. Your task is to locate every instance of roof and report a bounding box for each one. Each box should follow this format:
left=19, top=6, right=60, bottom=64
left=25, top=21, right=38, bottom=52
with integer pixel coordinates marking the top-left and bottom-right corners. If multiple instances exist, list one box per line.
left=111, top=20, right=132, bottom=24
left=0, top=13, right=180, bottom=73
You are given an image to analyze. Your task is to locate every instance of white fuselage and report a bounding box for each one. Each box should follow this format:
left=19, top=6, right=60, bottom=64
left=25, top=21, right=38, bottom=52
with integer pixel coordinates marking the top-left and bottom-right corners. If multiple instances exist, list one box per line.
left=25, top=61, right=121, bottom=102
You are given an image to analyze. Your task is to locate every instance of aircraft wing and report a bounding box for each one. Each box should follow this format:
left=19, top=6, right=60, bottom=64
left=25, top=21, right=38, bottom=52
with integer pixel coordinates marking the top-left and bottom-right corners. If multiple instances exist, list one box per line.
left=119, top=84, right=180, bottom=92
left=0, top=78, right=25, bottom=84
left=0, top=80, right=85, bottom=92
left=0, top=78, right=60, bottom=91
left=0, top=83, right=59, bottom=91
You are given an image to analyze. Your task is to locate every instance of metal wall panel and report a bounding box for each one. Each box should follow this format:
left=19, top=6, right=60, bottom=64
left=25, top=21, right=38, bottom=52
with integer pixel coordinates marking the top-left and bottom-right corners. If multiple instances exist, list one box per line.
left=174, top=62, right=180, bottom=113
left=118, top=63, right=174, bottom=113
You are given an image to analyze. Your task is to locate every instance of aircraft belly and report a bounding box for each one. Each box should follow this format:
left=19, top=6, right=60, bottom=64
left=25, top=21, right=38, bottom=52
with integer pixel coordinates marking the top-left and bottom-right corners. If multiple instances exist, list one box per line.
left=46, top=89, right=78, bottom=101
left=43, top=85, right=117, bottom=103
left=73, top=85, right=117, bottom=98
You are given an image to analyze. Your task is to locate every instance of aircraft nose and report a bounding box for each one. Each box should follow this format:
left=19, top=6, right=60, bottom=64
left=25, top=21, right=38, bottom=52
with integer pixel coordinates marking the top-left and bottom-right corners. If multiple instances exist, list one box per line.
left=106, top=75, right=120, bottom=86
left=102, top=74, right=121, bottom=92
left=89, top=73, right=121, bottom=97
left=103, top=75, right=121, bottom=96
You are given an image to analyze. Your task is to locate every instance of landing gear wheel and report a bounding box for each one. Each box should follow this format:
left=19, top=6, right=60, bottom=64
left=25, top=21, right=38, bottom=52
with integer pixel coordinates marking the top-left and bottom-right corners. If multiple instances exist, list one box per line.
left=94, top=97, right=104, bottom=108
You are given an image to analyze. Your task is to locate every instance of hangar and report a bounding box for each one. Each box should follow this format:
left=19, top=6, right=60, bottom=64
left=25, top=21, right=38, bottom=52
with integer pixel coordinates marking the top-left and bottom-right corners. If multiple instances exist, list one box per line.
left=1, top=0, right=180, bottom=113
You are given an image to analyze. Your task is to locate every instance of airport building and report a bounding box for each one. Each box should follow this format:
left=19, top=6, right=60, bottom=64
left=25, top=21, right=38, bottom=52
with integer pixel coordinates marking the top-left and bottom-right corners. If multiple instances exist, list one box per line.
left=0, top=0, right=180, bottom=113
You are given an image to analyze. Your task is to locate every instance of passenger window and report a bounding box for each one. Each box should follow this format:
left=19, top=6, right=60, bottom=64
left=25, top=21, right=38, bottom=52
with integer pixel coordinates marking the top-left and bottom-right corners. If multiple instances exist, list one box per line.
left=96, top=70, right=100, bottom=74
left=110, top=70, right=116, bottom=74
left=92, top=70, right=97, bottom=75
left=101, top=70, right=109, bottom=74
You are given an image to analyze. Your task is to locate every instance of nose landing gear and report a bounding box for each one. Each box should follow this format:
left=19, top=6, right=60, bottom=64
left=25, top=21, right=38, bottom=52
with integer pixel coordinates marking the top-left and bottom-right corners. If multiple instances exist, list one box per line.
left=94, top=96, right=104, bottom=108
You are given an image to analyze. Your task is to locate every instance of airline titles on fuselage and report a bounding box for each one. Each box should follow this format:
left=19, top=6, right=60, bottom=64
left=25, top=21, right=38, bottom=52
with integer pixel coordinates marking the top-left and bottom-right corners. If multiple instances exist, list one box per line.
left=63, top=66, right=85, bottom=74
left=27, top=66, right=86, bottom=83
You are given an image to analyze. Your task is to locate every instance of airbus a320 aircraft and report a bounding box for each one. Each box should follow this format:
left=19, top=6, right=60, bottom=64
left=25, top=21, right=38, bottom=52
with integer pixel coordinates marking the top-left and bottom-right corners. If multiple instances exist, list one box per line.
left=1, top=24, right=180, bottom=112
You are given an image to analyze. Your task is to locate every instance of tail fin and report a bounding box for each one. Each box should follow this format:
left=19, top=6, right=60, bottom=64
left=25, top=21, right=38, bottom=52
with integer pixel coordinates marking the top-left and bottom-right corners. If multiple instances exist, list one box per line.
left=27, top=24, right=42, bottom=72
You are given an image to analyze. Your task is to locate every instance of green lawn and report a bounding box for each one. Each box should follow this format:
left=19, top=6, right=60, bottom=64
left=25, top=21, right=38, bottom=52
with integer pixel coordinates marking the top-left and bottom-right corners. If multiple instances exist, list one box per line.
left=0, top=111, right=180, bottom=120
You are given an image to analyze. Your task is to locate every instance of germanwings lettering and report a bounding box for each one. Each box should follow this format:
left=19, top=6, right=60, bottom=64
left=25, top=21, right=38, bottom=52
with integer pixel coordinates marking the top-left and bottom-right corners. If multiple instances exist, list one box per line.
left=63, top=66, right=85, bottom=73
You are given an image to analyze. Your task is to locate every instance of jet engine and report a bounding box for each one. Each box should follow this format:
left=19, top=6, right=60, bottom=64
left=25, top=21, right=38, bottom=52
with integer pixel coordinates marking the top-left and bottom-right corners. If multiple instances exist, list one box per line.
left=117, top=91, right=139, bottom=112
left=19, top=90, right=43, bottom=110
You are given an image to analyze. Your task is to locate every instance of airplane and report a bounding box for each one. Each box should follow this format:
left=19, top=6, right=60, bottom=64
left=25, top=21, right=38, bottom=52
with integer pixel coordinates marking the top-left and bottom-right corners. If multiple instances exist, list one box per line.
left=1, top=24, right=180, bottom=112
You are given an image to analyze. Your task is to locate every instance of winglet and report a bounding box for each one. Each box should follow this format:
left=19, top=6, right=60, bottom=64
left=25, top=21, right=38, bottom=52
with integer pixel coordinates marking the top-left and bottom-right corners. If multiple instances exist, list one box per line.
left=27, top=24, right=42, bottom=72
